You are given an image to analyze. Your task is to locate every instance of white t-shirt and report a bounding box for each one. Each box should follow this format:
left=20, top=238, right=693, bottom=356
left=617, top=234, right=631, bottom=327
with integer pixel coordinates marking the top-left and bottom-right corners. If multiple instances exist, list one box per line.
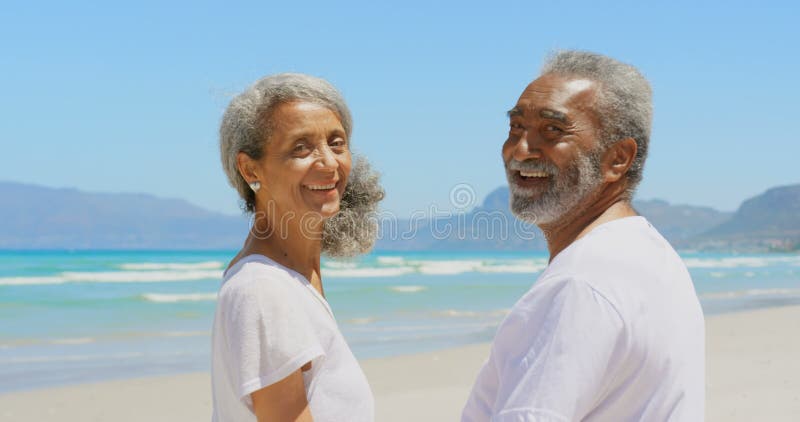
left=462, top=216, right=705, bottom=422
left=211, top=254, right=374, bottom=422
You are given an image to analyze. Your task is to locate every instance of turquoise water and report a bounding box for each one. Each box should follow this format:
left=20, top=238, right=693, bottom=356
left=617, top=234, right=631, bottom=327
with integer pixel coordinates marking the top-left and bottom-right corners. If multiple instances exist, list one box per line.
left=1, top=250, right=799, bottom=393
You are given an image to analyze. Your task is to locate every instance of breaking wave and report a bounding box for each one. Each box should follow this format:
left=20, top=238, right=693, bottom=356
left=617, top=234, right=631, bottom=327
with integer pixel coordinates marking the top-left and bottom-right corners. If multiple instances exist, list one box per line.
left=0, top=270, right=222, bottom=286
left=700, top=288, right=800, bottom=300
left=389, top=285, right=428, bottom=293
left=118, top=261, right=224, bottom=271
left=140, top=293, right=217, bottom=303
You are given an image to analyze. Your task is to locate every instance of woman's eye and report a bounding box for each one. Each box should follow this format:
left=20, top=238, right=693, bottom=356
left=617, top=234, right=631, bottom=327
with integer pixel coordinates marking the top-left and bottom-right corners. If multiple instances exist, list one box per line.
left=509, top=122, right=523, bottom=131
left=293, top=143, right=310, bottom=153
left=329, top=137, right=347, bottom=149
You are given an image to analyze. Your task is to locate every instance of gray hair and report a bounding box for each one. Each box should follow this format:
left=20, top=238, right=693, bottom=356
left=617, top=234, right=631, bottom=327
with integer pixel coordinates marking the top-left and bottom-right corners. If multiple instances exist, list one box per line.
left=541, top=50, right=652, bottom=198
left=322, top=155, right=385, bottom=257
left=219, top=73, right=385, bottom=257
left=220, top=73, right=353, bottom=213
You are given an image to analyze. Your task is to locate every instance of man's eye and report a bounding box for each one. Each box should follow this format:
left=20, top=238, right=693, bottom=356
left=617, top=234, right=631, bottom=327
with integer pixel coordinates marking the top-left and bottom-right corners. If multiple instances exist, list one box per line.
left=545, top=125, right=564, bottom=133
left=510, top=122, right=524, bottom=130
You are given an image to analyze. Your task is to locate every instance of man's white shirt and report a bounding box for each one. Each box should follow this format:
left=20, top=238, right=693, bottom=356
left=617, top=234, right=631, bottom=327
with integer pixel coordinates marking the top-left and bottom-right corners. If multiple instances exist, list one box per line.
left=462, top=216, right=705, bottom=421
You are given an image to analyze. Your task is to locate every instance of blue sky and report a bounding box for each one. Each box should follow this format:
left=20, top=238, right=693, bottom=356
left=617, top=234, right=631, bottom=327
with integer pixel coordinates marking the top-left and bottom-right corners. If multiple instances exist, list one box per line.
left=2, top=1, right=798, bottom=217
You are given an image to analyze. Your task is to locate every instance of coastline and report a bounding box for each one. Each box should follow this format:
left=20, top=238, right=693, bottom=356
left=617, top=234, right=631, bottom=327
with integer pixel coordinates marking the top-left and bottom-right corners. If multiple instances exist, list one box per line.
left=2, top=306, right=799, bottom=421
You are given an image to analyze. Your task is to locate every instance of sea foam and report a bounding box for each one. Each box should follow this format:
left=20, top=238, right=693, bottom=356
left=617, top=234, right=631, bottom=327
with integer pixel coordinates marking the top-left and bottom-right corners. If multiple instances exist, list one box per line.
left=389, top=285, right=428, bottom=293
left=0, top=276, right=66, bottom=286
left=324, top=267, right=415, bottom=278
left=700, top=288, right=800, bottom=300
left=119, top=261, right=223, bottom=270
left=322, top=261, right=359, bottom=269
left=0, top=270, right=222, bottom=286
left=376, top=256, right=405, bottom=265
left=50, top=337, right=95, bottom=345
left=682, top=255, right=800, bottom=269
left=322, top=258, right=548, bottom=278
left=347, top=317, right=378, bottom=325
left=141, top=293, right=217, bottom=303
left=436, top=309, right=510, bottom=318
left=414, top=260, right=483, bottom=275
left=477, top=263, right=547, bottom=274
left=2, top=352, right=146, bottom=365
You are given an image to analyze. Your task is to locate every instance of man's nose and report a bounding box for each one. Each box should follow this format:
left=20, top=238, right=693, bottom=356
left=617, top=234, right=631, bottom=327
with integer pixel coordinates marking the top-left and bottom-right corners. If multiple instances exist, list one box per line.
left=510, top=131, right=543, bottom=162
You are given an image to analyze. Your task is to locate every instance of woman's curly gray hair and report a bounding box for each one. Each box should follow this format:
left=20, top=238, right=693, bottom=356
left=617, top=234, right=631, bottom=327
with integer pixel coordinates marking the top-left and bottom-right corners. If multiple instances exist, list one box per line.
left=322, top=156, right=384, bottom=257
left=219, top=72, right=384, bottom=257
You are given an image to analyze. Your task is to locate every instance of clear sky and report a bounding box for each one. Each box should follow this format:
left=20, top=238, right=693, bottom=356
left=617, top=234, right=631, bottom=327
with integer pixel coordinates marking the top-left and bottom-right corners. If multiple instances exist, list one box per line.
left=2, top=1, right=798, bottom=217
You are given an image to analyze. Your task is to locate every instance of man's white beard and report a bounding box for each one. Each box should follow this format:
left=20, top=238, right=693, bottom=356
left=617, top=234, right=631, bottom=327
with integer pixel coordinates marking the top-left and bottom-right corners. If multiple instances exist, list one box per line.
left=508, top=149, right=604, bottom=226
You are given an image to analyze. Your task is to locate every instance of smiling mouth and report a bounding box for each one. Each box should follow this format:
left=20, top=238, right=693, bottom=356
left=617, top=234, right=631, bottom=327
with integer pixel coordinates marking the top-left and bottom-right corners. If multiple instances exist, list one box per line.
left=304, top=182, right=338, bottom=191
left=510, top=170, right=551, bottom=191
left=518, top=171, right=549, bottom=179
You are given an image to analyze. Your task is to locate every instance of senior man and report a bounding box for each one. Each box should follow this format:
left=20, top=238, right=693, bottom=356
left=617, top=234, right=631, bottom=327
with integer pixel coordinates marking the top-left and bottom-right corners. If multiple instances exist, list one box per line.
left=462, top=51, right=704, bottom=421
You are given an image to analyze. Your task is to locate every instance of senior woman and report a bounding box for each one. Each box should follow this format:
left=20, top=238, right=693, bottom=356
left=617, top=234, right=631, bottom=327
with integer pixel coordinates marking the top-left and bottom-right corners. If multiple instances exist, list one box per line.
left=211, top=73, right=383, bottom=422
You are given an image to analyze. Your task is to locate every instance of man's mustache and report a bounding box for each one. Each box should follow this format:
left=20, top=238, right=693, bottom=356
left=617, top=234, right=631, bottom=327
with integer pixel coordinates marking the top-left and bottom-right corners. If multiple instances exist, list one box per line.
left=506, top=159, right=559, bottom=176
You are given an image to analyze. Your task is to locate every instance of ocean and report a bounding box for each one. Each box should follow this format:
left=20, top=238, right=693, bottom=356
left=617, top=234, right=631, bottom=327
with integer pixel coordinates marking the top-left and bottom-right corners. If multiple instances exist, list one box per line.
left=1, top=249, right=799, bottom=393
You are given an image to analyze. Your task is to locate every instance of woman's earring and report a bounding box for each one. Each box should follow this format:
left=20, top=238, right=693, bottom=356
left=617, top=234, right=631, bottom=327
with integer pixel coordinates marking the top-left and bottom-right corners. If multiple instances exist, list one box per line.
left=249, top=181, right=261, bottom=193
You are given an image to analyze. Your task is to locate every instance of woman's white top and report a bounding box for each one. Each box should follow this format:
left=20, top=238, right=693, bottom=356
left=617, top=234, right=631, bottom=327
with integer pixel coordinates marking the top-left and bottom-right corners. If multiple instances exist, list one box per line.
left=211, top=254, right=374, bottom=422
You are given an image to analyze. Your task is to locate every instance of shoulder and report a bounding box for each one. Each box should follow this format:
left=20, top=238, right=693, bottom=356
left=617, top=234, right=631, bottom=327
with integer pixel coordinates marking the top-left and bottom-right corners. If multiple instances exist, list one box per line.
left=513, top=276, right=623, bottom=323
left=562, top=217, right=660, bottom=262
left=491, top=276, right=627, bottom=369
left=549, top=217, right=681, bottom=290
left=218, top=259, right=300, bottom=307
left=495, top=276, right=626, bottom=352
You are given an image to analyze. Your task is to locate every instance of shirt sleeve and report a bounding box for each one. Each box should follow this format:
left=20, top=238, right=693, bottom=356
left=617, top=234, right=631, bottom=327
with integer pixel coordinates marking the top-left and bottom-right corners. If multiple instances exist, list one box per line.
left=473, top=277, right=627, bottom=421
left=219, top=274, right=325, bottom=405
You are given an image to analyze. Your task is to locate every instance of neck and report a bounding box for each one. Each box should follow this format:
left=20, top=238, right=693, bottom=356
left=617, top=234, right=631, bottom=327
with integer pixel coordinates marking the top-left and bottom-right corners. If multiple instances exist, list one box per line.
left=539, top=185, right=637, bottom=262
left=245, top=208, right=326, bottom=295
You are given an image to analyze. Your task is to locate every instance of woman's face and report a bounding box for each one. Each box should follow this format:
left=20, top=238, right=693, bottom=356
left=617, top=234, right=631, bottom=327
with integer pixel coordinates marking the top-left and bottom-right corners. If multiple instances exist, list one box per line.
left=254, top=101, right=351, bottom=220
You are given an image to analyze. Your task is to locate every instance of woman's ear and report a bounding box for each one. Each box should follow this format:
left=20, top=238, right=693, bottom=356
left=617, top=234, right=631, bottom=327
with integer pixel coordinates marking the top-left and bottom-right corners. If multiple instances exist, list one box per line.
left=236, top=152, right=258, bottom=183
left=602, top=138, right=637, bottom=183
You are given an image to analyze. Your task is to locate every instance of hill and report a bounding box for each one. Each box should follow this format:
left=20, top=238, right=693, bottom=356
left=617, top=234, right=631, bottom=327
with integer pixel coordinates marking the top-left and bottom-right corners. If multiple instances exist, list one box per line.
left=375, top=187, right=734, bottom=251
left=633, top=199, right=733, bottom=246
left=691, top=184, right=800, bottom=251
left=3, top=181, right=797, bottom=252
left=0, top=182, right=247, bottom=249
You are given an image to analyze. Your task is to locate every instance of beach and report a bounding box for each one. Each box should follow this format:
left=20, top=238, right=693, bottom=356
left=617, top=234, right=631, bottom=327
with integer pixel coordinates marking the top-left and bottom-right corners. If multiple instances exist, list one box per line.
left=1, top=305, right=798, bottom=421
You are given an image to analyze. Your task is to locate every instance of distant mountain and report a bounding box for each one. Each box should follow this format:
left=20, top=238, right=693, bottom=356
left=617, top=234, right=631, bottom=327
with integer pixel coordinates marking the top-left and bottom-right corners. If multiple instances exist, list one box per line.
left=632, top=199, right=733, bottom=245
left=0, top=182, right=248, bottom=249
left=690, top=184, right=800, bottom=251
left=3, top=181, right=797, bottom=252
left=375, top=187, right=547, bottom=251
left=375, top=187, right=733, bottom=251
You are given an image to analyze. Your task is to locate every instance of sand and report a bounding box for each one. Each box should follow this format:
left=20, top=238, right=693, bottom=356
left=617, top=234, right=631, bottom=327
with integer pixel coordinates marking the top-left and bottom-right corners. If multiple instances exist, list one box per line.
left=1, top=306, right=799, bottom=421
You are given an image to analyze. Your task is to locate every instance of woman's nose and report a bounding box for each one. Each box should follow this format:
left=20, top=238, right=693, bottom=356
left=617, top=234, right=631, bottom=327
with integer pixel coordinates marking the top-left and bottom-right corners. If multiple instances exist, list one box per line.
left=314, top=145, right=339, bottom=170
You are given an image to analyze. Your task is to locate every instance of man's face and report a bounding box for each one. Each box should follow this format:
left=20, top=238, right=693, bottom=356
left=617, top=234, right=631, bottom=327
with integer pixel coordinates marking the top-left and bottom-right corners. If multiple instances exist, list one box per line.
left=502, top=74, right=605, bottom=225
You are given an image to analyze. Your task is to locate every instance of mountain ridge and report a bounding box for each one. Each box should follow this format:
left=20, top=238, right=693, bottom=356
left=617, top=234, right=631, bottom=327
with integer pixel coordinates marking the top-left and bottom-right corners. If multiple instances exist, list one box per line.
left=2, top=181, right=798, bottom=252
left=0, top=181, right=248, bottom=249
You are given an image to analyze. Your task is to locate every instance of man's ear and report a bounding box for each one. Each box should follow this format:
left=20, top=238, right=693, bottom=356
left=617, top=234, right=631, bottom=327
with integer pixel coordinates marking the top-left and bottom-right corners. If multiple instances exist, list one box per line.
left=602, top=138, right=637, bottom=183
left=236, top=152, right=258, bottom=184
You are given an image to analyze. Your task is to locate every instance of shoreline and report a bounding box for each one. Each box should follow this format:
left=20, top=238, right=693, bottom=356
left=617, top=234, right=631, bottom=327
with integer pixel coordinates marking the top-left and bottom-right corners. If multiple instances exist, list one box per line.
left=1, top=305, right=799, bottom=421
left=1, top=298, right=795, bottom=395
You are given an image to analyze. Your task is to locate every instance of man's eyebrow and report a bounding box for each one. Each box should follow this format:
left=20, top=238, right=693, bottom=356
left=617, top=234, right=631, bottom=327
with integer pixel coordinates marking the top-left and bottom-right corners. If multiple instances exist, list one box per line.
left=540, top=108, right=569, bottom=124
left=506, top=107, right=522, bottom=118
left=506, top=107, right=570, bottom=124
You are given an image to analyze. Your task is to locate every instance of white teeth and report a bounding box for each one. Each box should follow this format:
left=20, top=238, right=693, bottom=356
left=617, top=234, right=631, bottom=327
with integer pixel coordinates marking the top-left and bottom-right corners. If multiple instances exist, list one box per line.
left=306, top=183, right=336, bottom=190
left=520, top=171, right=548, bottom=178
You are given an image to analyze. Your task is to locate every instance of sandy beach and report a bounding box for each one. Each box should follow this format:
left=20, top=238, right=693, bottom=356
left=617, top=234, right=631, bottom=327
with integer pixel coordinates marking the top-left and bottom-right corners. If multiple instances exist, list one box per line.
left=1, top=306, right=798, bottom=422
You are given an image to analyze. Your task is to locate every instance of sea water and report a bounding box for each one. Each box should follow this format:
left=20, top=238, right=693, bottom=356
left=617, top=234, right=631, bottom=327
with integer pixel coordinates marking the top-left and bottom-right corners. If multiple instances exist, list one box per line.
left=1, top=249, right=799, bottom=392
